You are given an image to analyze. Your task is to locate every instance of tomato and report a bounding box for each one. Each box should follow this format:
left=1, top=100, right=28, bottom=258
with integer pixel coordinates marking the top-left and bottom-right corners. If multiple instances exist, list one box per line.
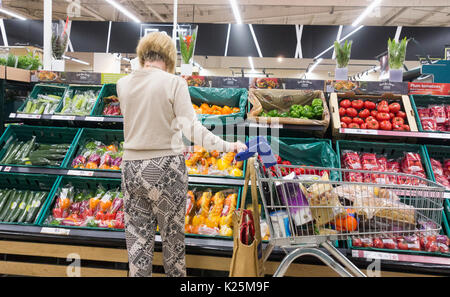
left=294, top=168, right=305, bottom=175
left=397, top=241, right=409, bottom=250
left=376, top=112, right=390, bottom=121
left=392, top=117, right=404, bottom=126
left=364, top=101, right=376, bottom=110
left=377, top=104, right=390, bottom=113
left=352, top=117, right=364, bottom=125
left=393, top=124, right=404, bottom=131
left=360, top=123, right=367, bottom=129
left=396, top=111, right=406, bottom=119
left=425, top=241, right=439, bottom=252
left=341, top=116, right=353, bottom=124
left=380, top=120, right=392, bottom=130
left=371, top=110, right=378, bottom=117
left=352, top=238, right=362, bottom=247
left=351, top=99, right=364, bottom=110
left=401, top=124, right=409, bottom=131
left=373, top=238, right=384, bottom=249
left=365, top=116, right=376, bottom=123
left=388, top=102, right=401, bottom=113
left=379, top=100, right=389, bottom=106
left=275, top=155, right=282, bottom=164
left=341, top=122, right=347, bottom=128
left=382, top=238, right=397, bottom=250
left=358, top=109, right=370, bottom=118
left=348, top=123, right=360, bottom=129
left=339, top=107, right=346, bottom=116
left=346, top=107, right=358, bottom=118
left=340, top=99, right=351, bottom=108
left=367, top=120, right=379, bottom=130
left=389, top=112, right=395, bottom=119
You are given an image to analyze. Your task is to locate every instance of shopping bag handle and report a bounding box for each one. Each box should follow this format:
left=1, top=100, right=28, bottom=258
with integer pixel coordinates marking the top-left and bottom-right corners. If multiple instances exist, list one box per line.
left=235, top=136, right=277, bottom=168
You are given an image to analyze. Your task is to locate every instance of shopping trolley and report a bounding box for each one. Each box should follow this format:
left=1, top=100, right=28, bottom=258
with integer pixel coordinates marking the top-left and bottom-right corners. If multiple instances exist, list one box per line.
left=235, top=136, right=446, bottom=277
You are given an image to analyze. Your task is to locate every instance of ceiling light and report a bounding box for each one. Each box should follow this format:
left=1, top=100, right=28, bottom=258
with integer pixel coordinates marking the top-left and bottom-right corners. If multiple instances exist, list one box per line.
left=277, top=56, right=283, bottom=62
left=104, top=0, right=141, bottom=23
left=62, top=55, right=90, bottom=65
left=307, top=58, right=323, bottom=74
left=229, top=0, right=242, bottom=24
left=248, top=56, right=255, bottom=71
left=0, top=8, right=27, bottom=20
left=352, top=0, right=382, bottom=27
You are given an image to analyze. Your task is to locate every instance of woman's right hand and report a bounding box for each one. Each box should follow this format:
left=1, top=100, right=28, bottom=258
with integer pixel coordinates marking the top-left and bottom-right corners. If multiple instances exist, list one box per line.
left=230, top=141, right=248, bottom=153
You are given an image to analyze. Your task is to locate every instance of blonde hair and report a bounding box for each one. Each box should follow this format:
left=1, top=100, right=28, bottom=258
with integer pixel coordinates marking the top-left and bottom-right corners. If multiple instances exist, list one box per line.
left=136, top=32, right=177, bottom=73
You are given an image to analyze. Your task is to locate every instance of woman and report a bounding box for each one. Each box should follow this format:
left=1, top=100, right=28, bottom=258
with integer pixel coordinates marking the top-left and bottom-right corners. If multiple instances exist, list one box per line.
left=117, top=32, right=247, bottom=277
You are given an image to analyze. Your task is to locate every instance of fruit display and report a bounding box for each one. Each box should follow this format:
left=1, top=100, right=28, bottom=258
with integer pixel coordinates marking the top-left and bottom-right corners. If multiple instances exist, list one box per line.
left=0, top=189, right=48, bottom=224
left=45, top=185, right=124, bottom=229
left=21, top=94, right=62, bottom=115
left=184, top=146, right=243, bottom=177
left=185, top=188, right=238, bottom=237
left=71, top=140, right=123, bottom=170
left=339, top=99, right=410, bottom=131
left=59, top=89, right=100, bottom=116
left=0, top=136, right=71, bottom=167
left=429, top=158, right=450, bottom=188
left=259, top=98, right=323, bottom=120
left=193, top=103, right=240, bottom=115
left=102, top=95, right=122, bottom=116
left=417, top=105, right=450, bottom=132
left=261, top=154, right=329, bottom=178
left=341, top=150, right=428, bottom=185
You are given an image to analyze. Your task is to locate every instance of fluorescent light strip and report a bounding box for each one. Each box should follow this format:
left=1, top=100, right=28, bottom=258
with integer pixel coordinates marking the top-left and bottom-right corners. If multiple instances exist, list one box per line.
left=314, top=25, right=364, bottom=60
left=0, top=8, right=27, bottom=20
left=352, top=0, right=382, bottom=27
left=307, top=58, right=323, bottom=74
left=62, top=55, right=90, bottom=65
left=248, top=56, right=255, bottom=71
left=248, top=24, right=262, bottom=58
left=224, top=24, right=231, bottom=56
left=229, top=0, right=242, bottom=24
left=104, top=0, right=141, bottom=23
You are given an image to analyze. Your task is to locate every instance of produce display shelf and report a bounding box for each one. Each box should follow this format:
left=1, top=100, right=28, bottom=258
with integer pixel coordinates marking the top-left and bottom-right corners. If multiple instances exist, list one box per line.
left=339, top=128, right=450, bottom=140
left=9, top=112, right=124, bottom=123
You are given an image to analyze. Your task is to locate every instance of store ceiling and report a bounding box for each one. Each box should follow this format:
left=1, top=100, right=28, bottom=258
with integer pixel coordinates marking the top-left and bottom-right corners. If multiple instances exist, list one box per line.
left=2, top=0, right=450, bottom=27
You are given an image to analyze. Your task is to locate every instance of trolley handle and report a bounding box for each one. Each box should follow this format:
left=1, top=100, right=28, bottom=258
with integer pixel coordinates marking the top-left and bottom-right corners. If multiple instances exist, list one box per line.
left=235, top=136, right=278, bottom=168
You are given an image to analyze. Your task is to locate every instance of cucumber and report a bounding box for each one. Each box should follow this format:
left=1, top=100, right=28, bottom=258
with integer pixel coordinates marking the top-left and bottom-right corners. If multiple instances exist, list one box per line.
left=10, top=142, right=27, bottom=164
left=0, top=189, right=13, bottom=217
left=38, top=144, right=71, bottom=150
left=22, top=136, right=36, bottom=159
left=17, top=191, right=35, bottom=223
left=25, top=192, right=47, bottom=223
left=0, top=141, right=18, bottom=163
left=4, top=191, right=28, bottom=222
left=4, top=142, right=24, bottom=164
left=1, top=190, right=23, bottom=221
left=23, top=100, right=33, bottom=113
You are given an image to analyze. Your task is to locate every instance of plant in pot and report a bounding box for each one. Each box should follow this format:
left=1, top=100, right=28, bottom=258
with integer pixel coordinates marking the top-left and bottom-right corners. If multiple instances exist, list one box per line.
left=387, top=37, right=408, bottom=82
left=51, top=33, right=68, bottom=71
left=334, top=40, right=352, bottom=80
left=179, top=26, right=198, bottom=76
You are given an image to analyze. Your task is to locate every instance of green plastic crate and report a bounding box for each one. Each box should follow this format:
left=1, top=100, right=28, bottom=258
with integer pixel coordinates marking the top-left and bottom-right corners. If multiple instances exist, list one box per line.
left=444, top=211, right=450, bottom=238
left=16, top=84, right=67, bottom=114
left=0, top=173, right=60, bottom=225
left=38, top=176, right=123, bottom=231
left=54, top=85, right=102, bottom=116
left=410, top=94, right=450, bottom=133
left=0, top=125, right=81, bottom=168
left=65, top=128, right=123, bottom=172
left=424, top=144, right=450, bottom=219
left=91, top=84, right=121, bottom=117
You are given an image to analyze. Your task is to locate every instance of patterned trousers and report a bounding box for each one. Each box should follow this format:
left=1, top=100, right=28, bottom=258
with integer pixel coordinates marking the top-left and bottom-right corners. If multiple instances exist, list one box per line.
left=121, top=155, right=188, bottom=277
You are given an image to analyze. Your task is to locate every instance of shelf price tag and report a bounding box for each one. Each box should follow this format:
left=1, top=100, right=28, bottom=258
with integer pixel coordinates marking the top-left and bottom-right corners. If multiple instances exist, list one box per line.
left=85, top=116, right=105, bottom=122
left=16, top=114, right=41, bottom=119
left=248, top=122, right=283, bottom=129
left=67, top=170, right=94, bottom=177
left=51, top=115, right=76, bottom=121
left=342, top=128, right=378, bottom=135
left=352, top=250, right=399, bottom=261
left=40, top=227, right=70, bottom=236
left=9, top=113, right=16, bottom=118
left=3, top=167, right=11, bottom=172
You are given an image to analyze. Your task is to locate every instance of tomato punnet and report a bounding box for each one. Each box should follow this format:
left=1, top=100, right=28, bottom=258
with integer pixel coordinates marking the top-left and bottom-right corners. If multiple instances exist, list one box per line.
left=377, top=104, right=390, bottom=113
left=402, top=124, right=410, bottom=131
left=367, top=120, right=379, bottom=130
left=392, top=117, right=404, bottom=126
left=351, top=99, right=364, bottom=110
left=348, top=123, right=360, bottom=129
left=346, top=107, right=358, bottom=118
left=371, top=110, right=378, bottom=117
left=360, top=123, right=367, bottom=129
left=373, top=238, right=384, bottom=249
left=396, top=111, right=406, bottom=119
left=376, top=112, right=390, bottom=121
left=380, top=120, right=392, bottom=131
left=339, top=107, right=346, bottom=116
left=341, top=122, right=347, bottom=128
left=358, top=109, right=370, bottom=118
left=341, top=116, right=353, bottom=124
left=365, top=116, right=376, bottom=123
left=352, top=117, right=364, bottom=125
left=364, top=101, right=376, bottom=110
left=388, top=102, right=401, bottom=113
left=340, top=99, right=351, bottom=108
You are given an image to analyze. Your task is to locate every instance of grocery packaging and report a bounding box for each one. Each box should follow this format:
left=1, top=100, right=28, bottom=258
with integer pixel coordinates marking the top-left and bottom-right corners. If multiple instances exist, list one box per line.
left=193, top=103, right=240, bottom=115
left=0, top=189, right=48, bottom=224
left=71, top=140, right=123, bottom=170
left=58, top=87, right=101, bottom=116
left=17, top=84, right=66, bottom=115
left=102, top=95, right=122, bottom=116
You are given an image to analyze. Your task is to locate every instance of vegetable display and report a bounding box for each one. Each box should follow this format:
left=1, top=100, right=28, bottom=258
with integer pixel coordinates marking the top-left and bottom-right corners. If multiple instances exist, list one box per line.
left=71, top=140, right=123, bottom=170
left=185, top=188, right=238, bottom=237
left=339, top=99, right=410, bottom=131
left=259, top=98, right=323, bottom=120
left=102, top=95, right=122, bottom=116
left=46, top=185, right=124, bottom=229
left=417, top=105, right=450, bottom=132
left=21, top=94, right=62, bottom=115
left=0, top=52, right=42, bottom=70
left=0, top=136, right=71, bottom=167
left=184, top=146, right=243, bottom=177
left=429, top=158, right=450, bottom=188
left=59, top=89, right=100, bottom=116
left=193, top=103, right=240, bottom=115
left=0, top=189, right=48, bottom=224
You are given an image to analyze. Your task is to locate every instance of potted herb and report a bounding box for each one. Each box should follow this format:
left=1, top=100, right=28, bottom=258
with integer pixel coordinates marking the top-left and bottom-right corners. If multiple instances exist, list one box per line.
left=51, top=33, right=68, bottom=71
left=388, top=37, right=408, bottom=82
left=179, top=26, right=198, bottom=75
left=334, top=40, right=352, bottom=80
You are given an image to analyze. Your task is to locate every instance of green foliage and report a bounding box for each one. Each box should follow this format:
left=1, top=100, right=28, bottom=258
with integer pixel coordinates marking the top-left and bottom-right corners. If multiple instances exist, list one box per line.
left=334, top=40, right=352, bottom=68
left=179, top=29, right=197, bottom=64
left=388, top=37, right=408, bottom=70
left=1, top=52, right=41, bottom=70
left=51, top=33, right=68, bottom=60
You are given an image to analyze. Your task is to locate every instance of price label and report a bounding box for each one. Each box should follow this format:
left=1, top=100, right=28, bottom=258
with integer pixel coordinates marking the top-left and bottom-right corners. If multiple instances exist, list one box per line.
left=352, top=250, right=399, bottom=261
left=3, top=167, right=11, bottom=172
left=444, top=192, right=450, bottom=199
left=51, top=115, right=76, bottom=121
left=67, top=170, right=94, bottom=177
left=249, top=122, right=283, bottom=129
left=0, top=166, right=2, bottom=171
left=342, top=128, right=378, bottom=135
left=16, top=114, right=41, bottom=119
left=9, top=113, right=16, bottom=118
left=40, top=227, right=70, bottom=236
left=85, top=116, right=105, bottom=122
